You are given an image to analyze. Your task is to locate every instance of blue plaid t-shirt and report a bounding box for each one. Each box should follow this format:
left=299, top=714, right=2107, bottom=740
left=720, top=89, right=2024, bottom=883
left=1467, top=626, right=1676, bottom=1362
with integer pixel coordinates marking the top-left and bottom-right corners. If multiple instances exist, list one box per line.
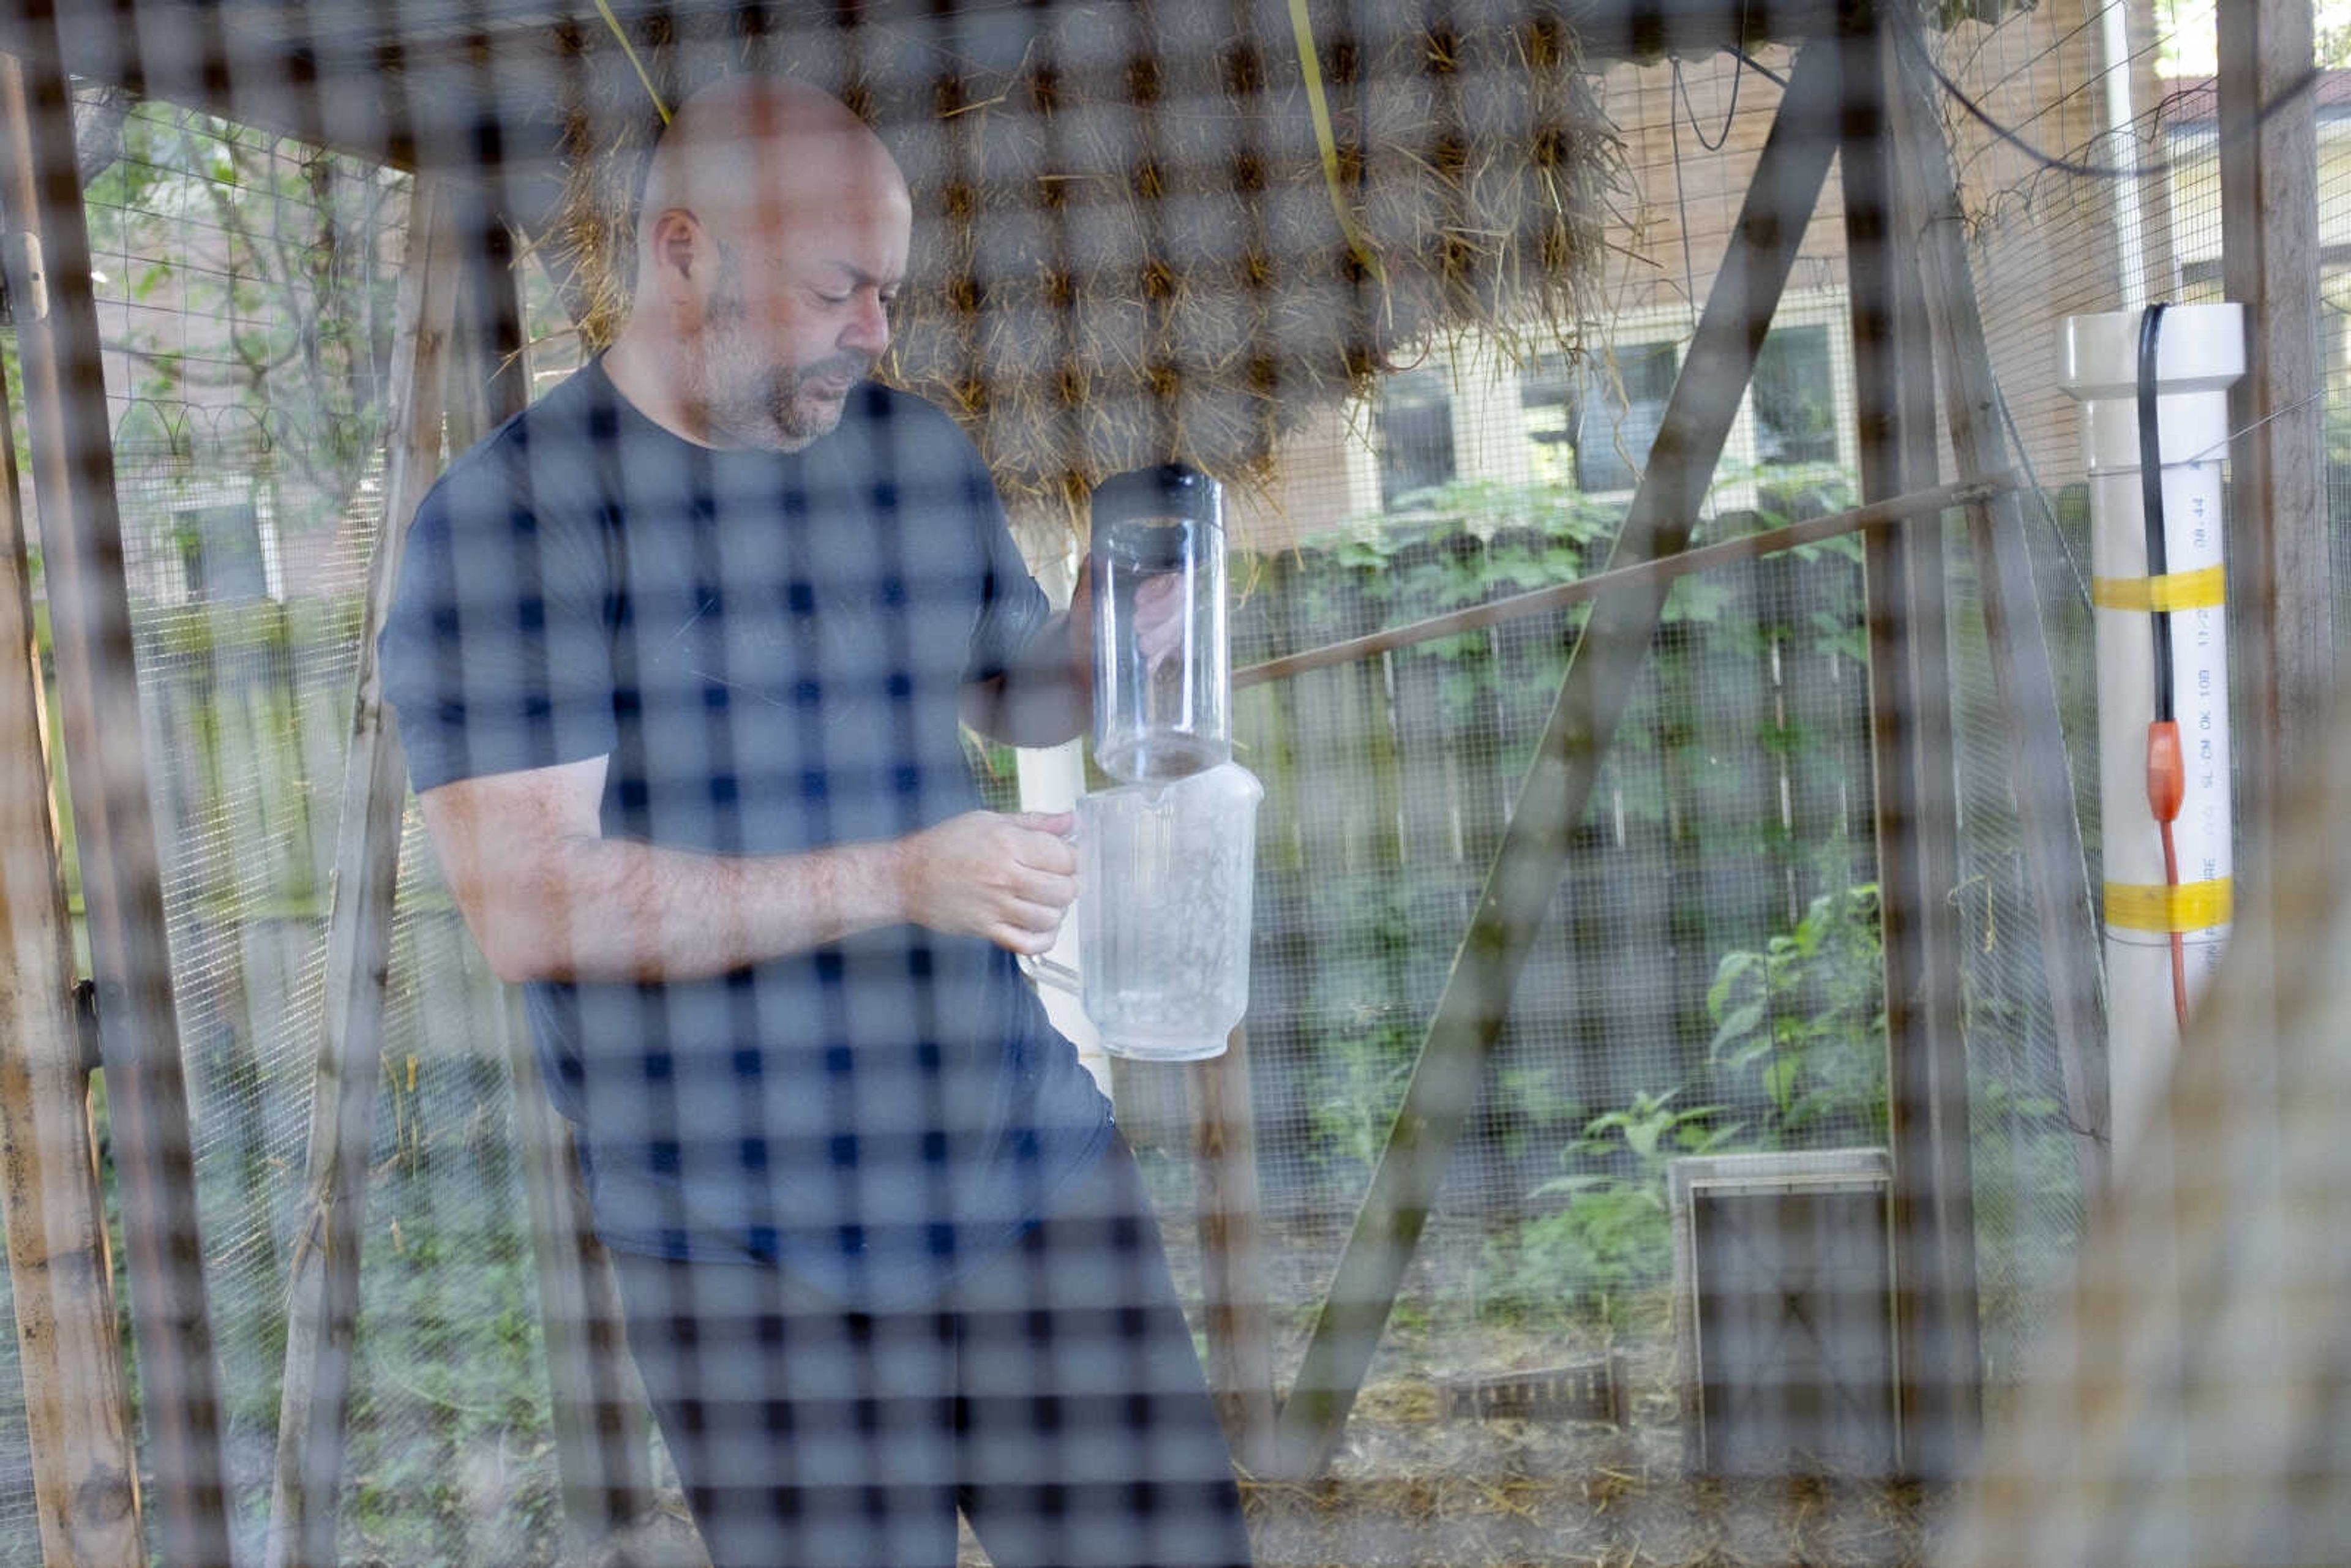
left=380, top=358, right=1113, bottom=1307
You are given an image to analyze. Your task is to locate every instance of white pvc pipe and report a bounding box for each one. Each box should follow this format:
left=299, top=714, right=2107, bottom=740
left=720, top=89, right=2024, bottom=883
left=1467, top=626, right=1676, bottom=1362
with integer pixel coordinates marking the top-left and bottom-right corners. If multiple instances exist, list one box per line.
left=2096, top=0, right=2148, bottom=310
left=2058, top=303, right=2243, bottom=1165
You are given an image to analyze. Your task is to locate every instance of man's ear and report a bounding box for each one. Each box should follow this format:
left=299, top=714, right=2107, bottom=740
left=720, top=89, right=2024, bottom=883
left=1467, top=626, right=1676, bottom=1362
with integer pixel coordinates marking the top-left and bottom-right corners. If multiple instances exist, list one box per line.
left=646, top=208, right=707, bottom=298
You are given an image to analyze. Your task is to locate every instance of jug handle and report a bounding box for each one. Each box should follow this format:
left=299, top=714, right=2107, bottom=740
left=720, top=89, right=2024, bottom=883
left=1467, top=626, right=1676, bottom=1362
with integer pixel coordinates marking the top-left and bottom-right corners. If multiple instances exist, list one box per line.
left=1018, top=953, right=1082, bottom=996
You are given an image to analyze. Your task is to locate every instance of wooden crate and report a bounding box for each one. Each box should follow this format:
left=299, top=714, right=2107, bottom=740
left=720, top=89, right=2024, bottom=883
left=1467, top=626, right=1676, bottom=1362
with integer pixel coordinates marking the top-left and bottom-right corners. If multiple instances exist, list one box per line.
left=1669, top=1149, right=1899, bottom=1476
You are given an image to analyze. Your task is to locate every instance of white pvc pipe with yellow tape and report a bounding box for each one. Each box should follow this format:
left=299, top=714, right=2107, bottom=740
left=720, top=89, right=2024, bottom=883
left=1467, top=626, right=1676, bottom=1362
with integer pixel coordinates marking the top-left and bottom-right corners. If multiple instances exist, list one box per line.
left=2059, top=302, right=2243, bottom=1163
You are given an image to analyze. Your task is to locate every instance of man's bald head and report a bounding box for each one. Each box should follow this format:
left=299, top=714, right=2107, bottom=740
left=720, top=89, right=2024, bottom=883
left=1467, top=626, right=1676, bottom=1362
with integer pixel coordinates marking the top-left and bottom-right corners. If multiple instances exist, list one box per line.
left=635, top=77, right=904, bottom=269
left=612, top=75, right=913, bottom=451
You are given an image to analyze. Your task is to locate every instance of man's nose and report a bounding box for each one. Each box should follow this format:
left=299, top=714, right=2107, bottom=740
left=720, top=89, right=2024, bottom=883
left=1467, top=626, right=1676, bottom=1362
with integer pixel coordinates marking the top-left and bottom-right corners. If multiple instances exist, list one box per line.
left=842, top=291, right=890, bottom=358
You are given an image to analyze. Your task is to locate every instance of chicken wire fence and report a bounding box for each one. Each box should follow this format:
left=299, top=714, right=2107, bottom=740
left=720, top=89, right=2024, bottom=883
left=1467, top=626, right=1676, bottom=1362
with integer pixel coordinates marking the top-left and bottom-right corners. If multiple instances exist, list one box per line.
left=0, top=2, right=2345, bottom=1566
left=0, top=98, right=572, bottom=1565
left=1125, top=9, right=2118, bottom=1402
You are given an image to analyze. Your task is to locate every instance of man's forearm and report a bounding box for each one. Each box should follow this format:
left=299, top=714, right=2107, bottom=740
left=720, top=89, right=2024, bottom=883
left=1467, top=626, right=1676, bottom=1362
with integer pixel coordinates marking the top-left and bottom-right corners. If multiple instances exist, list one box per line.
left=495, top=834, right=905, bottom=984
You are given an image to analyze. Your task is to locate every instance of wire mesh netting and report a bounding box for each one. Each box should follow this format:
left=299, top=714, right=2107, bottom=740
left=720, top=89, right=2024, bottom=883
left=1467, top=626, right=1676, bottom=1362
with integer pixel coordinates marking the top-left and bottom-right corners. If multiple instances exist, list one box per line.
left=0, top=95, right=576, bottom=1564
left=0, top=2, right=2346, bottom=1567
left=0, top=1255, right=29, bottom=1559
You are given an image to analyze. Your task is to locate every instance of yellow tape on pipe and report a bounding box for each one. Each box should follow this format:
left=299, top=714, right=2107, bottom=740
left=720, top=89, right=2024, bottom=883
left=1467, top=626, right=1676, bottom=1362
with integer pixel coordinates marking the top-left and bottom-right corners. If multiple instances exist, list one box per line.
left=2091, top=564, right=2226, bottom=613
left=2103, top=876, right=2232, bottom=933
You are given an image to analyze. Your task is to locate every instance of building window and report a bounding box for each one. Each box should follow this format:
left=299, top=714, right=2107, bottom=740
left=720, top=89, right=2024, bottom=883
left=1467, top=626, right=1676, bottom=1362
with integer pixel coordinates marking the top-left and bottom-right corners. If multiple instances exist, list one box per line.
left=1524, top=341, right=1680, bottom=495
left=172, top=501, right=269, bottom=604
left=1752, top=325, right=1839, bottom=468
left=1377, top=369, right=1456, bottom=508
left=1520, top=354, right=1575, bottom=486
left=1580, top=340, right=1678, bottom=493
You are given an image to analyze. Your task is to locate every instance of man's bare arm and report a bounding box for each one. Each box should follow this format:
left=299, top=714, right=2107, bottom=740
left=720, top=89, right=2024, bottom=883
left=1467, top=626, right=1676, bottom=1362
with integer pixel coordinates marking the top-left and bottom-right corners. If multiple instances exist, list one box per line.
left=960, top=608, right=1087, bottom=747
left=961, top=565, right=1190, bottom=748
left=418, top=754, right=1078, bottom=985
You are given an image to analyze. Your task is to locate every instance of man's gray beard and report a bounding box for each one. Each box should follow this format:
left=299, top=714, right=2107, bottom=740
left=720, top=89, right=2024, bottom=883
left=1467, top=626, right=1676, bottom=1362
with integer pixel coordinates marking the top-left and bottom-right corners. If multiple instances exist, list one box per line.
left=692, top=324, right=843, bottom=452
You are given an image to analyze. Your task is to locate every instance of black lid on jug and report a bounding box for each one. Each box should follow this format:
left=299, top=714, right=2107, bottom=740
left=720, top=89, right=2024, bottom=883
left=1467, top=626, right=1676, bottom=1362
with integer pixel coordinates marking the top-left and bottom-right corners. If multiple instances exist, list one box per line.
left=1088, top=463, right=1221, bottom=531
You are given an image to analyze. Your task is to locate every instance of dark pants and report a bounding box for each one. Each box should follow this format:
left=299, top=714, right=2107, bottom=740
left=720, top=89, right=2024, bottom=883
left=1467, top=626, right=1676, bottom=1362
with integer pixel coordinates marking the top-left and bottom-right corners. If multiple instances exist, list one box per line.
left=610, top=1134, right=1254, bottom=1568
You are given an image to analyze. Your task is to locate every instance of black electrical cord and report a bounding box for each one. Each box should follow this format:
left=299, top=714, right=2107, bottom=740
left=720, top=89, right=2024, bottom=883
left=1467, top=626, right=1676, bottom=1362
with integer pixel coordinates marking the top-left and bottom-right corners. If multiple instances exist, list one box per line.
left=2136, top=301, right=2190, bottom=1030
left=1674, top=53, right=1742, bottom=153
left=1903, top=27, right=2323, bottom=184
left=2137, top=302, right=2173, bottom=725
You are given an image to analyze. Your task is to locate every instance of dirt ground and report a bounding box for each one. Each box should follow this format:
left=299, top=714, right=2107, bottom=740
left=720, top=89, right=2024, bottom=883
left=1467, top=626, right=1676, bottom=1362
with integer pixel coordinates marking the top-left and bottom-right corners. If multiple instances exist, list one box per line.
left=576, top=1326, right=1940, bottom=1568
left=1232, top=1363, right=1938, bottom=1568
left=1158, top=1198, right=1942, bottom=1568
left=577, top=1195, right=1943, bottom=1568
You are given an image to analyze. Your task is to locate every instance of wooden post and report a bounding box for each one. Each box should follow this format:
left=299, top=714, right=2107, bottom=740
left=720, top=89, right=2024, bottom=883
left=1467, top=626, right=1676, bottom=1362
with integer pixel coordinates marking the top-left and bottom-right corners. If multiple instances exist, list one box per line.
left=0, top=280, right=144, bottom=1567
left=446, top=192, right=658, bottom=1553
left=264, top=177, right=462, bottom=1568
left=1886, top=24, right=2110, bottom=1202
left=1188, top=1028, right=1277, bottom=1474
left=1840, top=5, right=1981, bottom=1479
left=1269, top=36, right=1847, bottom=1478
left=2219, top=0, right=2325, bottom=1053
left=450, top=189, right=532, bottom=445
left=0, top=26, right=236, bottom=1565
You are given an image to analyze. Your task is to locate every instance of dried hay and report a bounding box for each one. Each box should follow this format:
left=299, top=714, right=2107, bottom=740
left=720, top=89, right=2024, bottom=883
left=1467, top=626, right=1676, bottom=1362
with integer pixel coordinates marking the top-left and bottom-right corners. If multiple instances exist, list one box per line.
left=1235, top=1371, right=1937, bottom=1568
left=1223, top=1356, right=1937, bottom=1568
left=538, top=0, right=1617, bottom=530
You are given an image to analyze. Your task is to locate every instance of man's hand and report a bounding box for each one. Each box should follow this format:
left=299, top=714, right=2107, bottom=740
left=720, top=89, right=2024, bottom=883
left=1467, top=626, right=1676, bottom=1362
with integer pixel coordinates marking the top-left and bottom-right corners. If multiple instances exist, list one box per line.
left=895, top=810, right=1078, bottom=955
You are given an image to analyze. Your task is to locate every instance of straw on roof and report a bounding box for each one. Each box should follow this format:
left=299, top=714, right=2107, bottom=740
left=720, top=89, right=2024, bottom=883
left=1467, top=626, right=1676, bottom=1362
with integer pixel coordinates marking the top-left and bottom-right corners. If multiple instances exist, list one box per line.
left=542, top=0, right=1618, bottom=527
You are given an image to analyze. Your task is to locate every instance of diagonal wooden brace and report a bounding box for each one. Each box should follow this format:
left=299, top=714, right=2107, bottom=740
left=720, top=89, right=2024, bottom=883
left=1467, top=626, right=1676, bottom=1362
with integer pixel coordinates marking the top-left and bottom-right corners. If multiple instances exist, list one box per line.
left=266, top=178, right=462, bottom=1568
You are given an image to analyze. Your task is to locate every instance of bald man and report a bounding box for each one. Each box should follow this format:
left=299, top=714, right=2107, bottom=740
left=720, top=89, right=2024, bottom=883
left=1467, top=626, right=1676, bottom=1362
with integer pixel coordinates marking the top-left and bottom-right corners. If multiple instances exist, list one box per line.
left=380, top=77, right=1252, bottom=1568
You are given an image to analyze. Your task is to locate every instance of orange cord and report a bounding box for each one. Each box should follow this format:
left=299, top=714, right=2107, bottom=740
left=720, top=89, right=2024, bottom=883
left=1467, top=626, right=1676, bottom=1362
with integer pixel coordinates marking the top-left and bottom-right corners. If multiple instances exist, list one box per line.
left=2147, top=720, right=2189, bottom=1029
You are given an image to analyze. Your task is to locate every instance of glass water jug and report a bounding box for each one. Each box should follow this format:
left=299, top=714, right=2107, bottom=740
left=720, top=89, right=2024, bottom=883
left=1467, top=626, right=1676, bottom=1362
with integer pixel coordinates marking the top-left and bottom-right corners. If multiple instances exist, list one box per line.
left=1074, top=762, right=1261, bottom=1061
left=1088, top=463, right=1229, bottom=784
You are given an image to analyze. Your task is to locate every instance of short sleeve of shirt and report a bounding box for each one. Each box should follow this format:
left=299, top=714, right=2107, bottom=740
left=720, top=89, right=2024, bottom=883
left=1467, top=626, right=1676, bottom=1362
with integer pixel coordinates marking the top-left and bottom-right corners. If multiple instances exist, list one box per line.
left=959, top=437, right=1051, bottom=685
left=378, top=437, right=620, bottom=793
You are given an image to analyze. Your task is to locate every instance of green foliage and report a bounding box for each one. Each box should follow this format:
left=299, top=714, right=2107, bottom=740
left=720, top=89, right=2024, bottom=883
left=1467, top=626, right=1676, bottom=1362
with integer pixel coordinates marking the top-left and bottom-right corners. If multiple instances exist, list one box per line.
left=1492, top=1063, right=1583, bottom=1160
left=1307, top=1026, right=1417, bottom=1172
left=1474, top=872, right=1886, bottom=1329
left=1480, top=1090, right=1744, bottom=1329
left=1278, top=461, right=1876, bottom=1212
left=86, top=100, right=406, bottom=541
left=1299, top=879, right=1422, bottom=1173
left=1706, top=880, right=1889, bottom=1144
left=1314, top=472, right=1760, bottom=647
left=1252, top=452, right=1882, bottom=1327
left=336, top=1049, right=561, bottom=1563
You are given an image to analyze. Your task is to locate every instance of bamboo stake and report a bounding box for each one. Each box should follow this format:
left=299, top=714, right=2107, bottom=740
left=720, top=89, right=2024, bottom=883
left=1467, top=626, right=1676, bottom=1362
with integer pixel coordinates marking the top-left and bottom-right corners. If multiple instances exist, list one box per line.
left=2219, top=0, right=2326, bottom=1110
left=1840, top=4, right=1981, bottom=1476
left=0, top=28, right=236, bottom=1562
left=1233, top=475, right=2015, bottom=689
left=266, top=177, right=460, bottom=1568
left=0, top=258, right=144, bottom=1568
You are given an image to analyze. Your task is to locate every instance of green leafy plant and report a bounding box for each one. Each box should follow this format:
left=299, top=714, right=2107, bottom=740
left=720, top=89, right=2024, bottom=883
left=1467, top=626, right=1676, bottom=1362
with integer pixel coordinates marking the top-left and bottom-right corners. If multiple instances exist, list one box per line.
left=83, top=102, right=405, bottom=543
left=1706, top=880, right=1888, bottom=1144
left=1480, top=1090, right=1744, bottom=1327
left=1306, top=1023, right=1417, bottom=1173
